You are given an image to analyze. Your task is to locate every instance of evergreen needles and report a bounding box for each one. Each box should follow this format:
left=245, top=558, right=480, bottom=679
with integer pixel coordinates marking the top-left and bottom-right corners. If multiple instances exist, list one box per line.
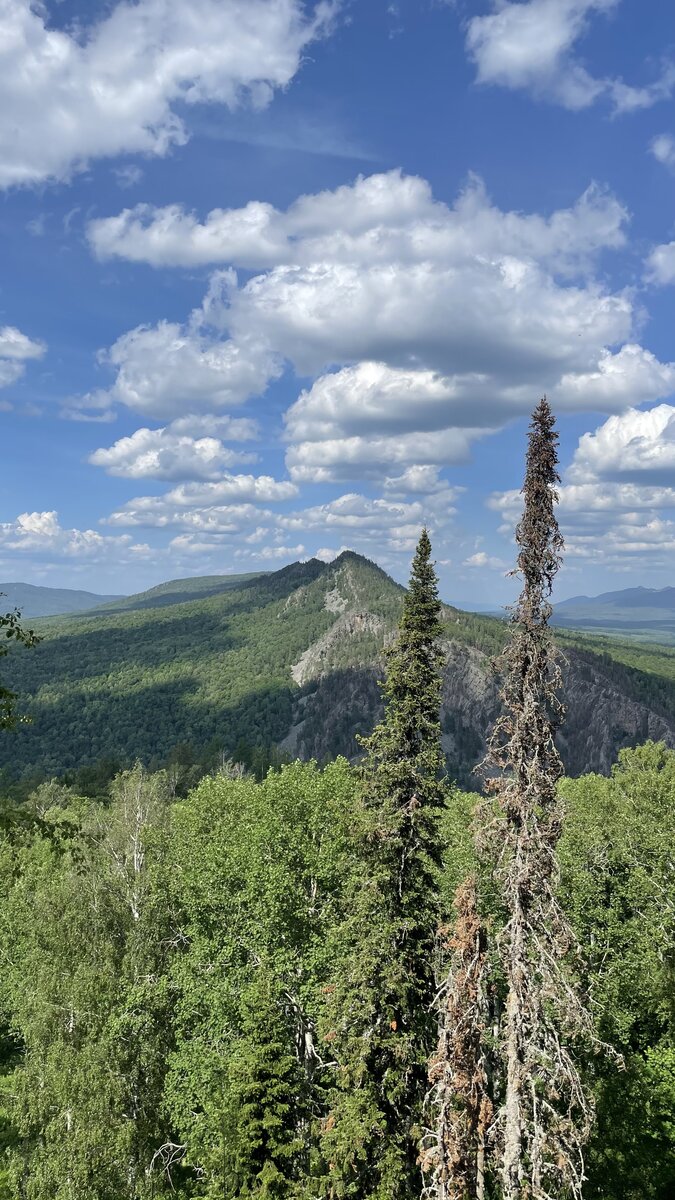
left=321, top=529, right=446, bottom=1200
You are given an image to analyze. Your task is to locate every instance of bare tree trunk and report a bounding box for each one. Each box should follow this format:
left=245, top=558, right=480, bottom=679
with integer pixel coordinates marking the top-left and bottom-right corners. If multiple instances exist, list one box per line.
left=483, top=399, right=595, bottom=1200
left=422, top=877, right=492, bottom=1200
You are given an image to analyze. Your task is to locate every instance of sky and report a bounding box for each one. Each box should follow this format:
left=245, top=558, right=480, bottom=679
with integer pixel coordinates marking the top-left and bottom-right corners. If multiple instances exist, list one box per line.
left=1, top=0, right=675, bottom=606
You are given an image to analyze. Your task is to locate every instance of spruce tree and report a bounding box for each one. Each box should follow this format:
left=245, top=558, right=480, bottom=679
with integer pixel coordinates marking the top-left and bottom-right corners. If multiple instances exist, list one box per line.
left=321, top=528, right=445, bottom=1200
left=485, top=399, right=593, bottom=1199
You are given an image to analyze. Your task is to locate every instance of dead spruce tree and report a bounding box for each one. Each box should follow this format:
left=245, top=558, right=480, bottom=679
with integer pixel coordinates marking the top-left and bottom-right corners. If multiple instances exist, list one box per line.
left=421, top=875, right=491, bottom=1200
left=485, top=398, right=594, bottom=1200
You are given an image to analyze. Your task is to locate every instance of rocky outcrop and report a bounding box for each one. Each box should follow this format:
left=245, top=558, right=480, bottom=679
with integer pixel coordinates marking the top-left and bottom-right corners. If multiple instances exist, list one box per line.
left=280, top=636, right=675, bottom=783
left=290, top=611, right=386, bottom=685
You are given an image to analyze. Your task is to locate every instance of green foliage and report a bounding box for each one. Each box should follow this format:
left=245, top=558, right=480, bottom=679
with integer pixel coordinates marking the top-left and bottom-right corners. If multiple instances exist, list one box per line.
left=0, top=604, right=40, bottom=731
left=321, top=530, right=446, bottom=1200
left=0, top=742, right=674, bottom=1197
left=165, top=758, right=356, bottom=1197
left=560, top=741, right=675, bottom=1197
left=0, top=765, right=177, bottom=1200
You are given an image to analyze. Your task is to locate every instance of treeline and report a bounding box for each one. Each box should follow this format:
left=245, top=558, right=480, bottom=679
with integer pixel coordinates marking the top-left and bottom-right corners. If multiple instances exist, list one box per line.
left=1, top=747, right=674, bottom=1198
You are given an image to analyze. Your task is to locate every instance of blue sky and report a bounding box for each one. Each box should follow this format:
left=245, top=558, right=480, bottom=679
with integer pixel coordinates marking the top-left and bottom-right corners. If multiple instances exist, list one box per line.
left=1, top=0, right=675, bottom=605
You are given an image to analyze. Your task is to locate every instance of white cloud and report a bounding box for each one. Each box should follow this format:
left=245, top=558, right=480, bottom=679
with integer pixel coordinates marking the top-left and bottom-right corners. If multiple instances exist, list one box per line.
left=462, top=551, right=508, bottom=570
left=645, top=241, right=675, bottom=287
left=651, top=133, right=675, bottom=170
left=278, top=491, right=455, bottom=555
left=89, top=170, right=627, bottom=273
left=81, top=170, right=673, bottom=487
left=70, top=273, right=281, bottom=420
left=0, top=510, right=146, bottom=561
left=490, top=403, right=675, bottom=571
left=107, top=501, right=274, bottom=533
left=284, top=363, right=495, bottom=481
left=569, top=406, right=675, bottom=485
left=465, top=0, right=675, bottom=113
left=383, top=465, right=451, bottom=495
left=555, top=345, right=675, bottom=410
left=234, top=542, right=305, bottom=560
left=106, top=473, right=296, bottom=529
left=90, top=418, right=258, bottom=480
left=0, top=0, right=337, bottom=188
left=0, top=325, right=45, bottom=388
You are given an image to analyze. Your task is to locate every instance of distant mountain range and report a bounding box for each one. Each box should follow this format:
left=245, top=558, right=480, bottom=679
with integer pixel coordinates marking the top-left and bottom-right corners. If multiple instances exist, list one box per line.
left=2, top=553, right=674, bottom=786
left=553, top=586, right=675, bottom=641
left=0, top=582, right=125, bottom=618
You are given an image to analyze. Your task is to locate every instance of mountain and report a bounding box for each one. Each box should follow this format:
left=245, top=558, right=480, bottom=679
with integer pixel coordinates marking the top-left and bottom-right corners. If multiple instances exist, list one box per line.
left=1, top=552, right=674, bottom=786
left=91, top=571, right=269, bottom=614
left=0, top=582, right=124, bottom=618
left=552, top=585, right=675, bottom=642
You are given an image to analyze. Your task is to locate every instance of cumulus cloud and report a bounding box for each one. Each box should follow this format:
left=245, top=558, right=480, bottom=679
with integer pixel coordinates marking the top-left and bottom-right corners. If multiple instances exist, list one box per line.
left=383, top=466, right=451, bottom=495
left=0, top=510, right=147, bottom=561
left=284, top=362, right=493, bottom=481
left=555, top=345, right=675, bottom=410
left=490, top=403, right=675, bottom=570
left=106, top=474, right=297, bottom=530
left=70, top=273, right=281, bottom=421
left=89, top=169, right=627, bottom=272
left=107, top=501, right=274, bottom=533
left=81, top=170, right=674, bottom=487
left=462, top=551, right=508, bottom=570
left=465, top=0, right=675, bottom=113
left=569, top=406, right=675, bottom=485
left=234, top=542, right=305, bottom=560
left=0, top=0, right=337, bottom=188
left=90, top=418, right=259, bottom=480
left=0, top=325, right=45, bottom=388
left=278, top=490, right=456, bottom=554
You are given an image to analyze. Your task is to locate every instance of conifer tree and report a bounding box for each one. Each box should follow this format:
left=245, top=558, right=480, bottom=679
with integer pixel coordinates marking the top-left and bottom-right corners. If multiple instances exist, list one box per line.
left=321, top=528, right=445, bottom=1200
left=221, top=960, right=310, bottom=1200
left=485, top=399, right=593, bottom=1199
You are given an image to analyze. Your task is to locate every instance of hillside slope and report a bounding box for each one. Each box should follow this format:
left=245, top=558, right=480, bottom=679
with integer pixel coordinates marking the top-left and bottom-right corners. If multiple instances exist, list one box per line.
left=92, top=571, right=268, bottom=615
left=1, top=552, right=674, bottom=784
left=0, top=582, right=124, bottom=617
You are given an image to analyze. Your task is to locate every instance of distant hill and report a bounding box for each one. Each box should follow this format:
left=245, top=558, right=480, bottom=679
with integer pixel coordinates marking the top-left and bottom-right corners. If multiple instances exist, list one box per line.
left=1, top=552, right=674, bottom=787
left=92, top=571, right=269, bottom=614
left=553, top=586, right=675, bottom=642
left=0, top=582, right=124, bottom=618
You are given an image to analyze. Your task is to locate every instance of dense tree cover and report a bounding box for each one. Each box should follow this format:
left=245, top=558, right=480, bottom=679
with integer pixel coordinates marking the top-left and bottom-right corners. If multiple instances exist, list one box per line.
left=0, top=554, right=403, bottom=781
left=559, top=742, right=675, bottom=1197
left=1, top=552, right=673, bottom=787
left=0, top=744, right=673, bottom=1198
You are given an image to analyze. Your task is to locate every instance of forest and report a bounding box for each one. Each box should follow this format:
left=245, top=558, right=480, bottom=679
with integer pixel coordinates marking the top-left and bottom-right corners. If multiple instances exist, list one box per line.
left=0, top=403, right=673, bottom=1198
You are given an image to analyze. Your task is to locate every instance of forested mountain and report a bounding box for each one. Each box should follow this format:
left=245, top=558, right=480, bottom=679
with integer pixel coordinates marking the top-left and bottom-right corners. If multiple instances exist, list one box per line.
left=0, top=582, right=124, bottom=618
left=553, top=584, right=675, bottom=641
left=92, top=571, right=268, bottom=614
left=1, top=551, right=674, bottom=787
